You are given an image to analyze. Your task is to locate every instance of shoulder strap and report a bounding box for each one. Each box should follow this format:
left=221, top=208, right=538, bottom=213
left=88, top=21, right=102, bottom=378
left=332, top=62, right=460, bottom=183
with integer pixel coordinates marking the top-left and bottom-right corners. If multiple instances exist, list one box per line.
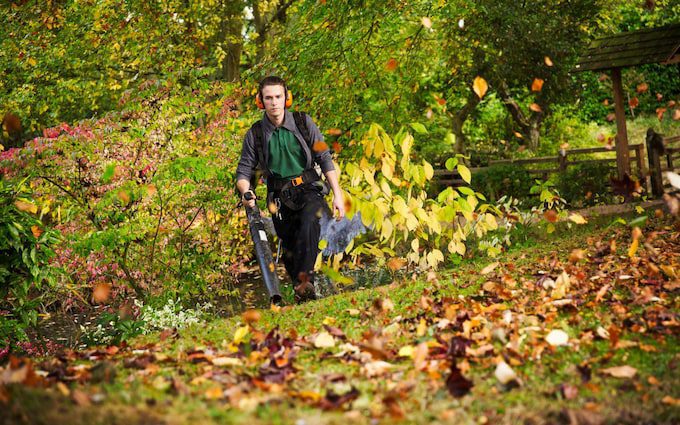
left=251, top=121, right=267, bottom=173
left=292, top=111, right=312, bottom=147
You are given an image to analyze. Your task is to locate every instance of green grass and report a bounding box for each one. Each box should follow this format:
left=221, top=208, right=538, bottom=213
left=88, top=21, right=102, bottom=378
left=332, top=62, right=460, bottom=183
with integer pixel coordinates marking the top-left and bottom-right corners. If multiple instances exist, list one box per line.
left=2, top=210, right=679, bottom=425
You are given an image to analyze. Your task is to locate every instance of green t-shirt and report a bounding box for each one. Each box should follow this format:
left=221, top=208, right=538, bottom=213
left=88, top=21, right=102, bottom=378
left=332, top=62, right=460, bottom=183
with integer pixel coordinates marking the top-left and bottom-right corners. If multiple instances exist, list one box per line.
left=268, top=127, right=306, bottom=179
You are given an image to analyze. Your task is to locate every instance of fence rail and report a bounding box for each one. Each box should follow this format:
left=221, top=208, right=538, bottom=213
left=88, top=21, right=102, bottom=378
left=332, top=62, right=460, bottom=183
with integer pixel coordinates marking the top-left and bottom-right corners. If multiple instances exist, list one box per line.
left=434, top=130, right=680, bottom=199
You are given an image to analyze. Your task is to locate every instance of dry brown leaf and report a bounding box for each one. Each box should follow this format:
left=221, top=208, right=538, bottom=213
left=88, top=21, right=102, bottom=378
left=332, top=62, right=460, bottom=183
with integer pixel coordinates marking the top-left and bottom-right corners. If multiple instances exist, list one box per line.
left=530, top=103, right=542, bottom=112
left=600, top=365, right=637, bottom=379
left=480, top=262, right=499, bottom=275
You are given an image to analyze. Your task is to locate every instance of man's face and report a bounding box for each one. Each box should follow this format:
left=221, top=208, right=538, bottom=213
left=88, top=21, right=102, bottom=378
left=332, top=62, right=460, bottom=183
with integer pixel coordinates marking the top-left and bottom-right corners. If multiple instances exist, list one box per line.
left=261, top=84, right=286, bottom=122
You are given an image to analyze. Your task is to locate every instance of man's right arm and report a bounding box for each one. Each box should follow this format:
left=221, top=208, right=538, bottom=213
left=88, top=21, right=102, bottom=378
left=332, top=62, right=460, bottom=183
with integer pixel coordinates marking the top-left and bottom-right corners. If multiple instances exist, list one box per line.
left=236, top=129, right=257, bottom=208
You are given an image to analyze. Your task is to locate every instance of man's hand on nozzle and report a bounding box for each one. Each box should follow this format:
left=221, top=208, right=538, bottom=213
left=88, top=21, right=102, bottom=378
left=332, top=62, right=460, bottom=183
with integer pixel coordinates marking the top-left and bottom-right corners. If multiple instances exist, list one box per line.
left=242, top=190, right=256, bottom=208
left=332, top=191, right=345, bottom=221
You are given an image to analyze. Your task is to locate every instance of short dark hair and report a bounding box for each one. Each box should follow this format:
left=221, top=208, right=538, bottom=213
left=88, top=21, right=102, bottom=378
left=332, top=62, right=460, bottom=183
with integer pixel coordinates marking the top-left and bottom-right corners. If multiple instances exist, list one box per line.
left=258, top=76, right=287, bottom=96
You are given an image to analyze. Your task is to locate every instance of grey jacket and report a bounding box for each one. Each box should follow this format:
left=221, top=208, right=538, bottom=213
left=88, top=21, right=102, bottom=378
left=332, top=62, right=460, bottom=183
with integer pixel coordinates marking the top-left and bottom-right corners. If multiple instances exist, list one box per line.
left=235, top=110, right=335, bottom=184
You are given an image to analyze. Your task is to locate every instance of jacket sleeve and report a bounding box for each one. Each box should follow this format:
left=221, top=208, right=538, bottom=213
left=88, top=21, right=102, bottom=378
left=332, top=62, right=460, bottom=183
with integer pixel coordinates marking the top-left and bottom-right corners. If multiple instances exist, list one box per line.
left=306, top=115, right=335, bottom=173
left=235, top=129, right=258, bottom=183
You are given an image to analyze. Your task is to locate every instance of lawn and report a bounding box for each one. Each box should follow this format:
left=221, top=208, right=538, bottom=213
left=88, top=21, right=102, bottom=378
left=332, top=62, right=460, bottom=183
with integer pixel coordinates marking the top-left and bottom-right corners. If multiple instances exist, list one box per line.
left=1, top=209, right=679, bottom=425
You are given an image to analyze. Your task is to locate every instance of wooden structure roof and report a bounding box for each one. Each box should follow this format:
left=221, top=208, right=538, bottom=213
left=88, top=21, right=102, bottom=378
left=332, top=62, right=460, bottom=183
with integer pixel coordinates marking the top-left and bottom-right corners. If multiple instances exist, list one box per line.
left=575, top=23, right=680, bottom=72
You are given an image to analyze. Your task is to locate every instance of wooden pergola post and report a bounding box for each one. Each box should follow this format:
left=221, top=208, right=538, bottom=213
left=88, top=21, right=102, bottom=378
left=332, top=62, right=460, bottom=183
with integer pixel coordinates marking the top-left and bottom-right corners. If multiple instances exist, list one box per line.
left=611, top=67, right=631, bottom=179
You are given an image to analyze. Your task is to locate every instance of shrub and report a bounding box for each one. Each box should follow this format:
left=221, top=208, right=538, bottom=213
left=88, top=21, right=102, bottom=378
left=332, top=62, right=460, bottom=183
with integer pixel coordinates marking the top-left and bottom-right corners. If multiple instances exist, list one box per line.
left=0, top=177, right=60, bottom=345
left=471, top=164, right=534, bottom=203
left=556, top=162, right=616, bottom=207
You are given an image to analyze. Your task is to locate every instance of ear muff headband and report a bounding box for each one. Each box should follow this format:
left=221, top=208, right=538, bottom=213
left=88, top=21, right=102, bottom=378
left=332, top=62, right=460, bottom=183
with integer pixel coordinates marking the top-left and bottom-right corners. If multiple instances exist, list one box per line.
left=256, top=88, right=293, bottom=109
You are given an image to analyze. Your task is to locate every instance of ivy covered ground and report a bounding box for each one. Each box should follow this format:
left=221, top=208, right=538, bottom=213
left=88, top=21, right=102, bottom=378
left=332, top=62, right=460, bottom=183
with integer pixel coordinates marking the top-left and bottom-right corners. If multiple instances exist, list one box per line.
left=2, top=212, right=678, bottom=425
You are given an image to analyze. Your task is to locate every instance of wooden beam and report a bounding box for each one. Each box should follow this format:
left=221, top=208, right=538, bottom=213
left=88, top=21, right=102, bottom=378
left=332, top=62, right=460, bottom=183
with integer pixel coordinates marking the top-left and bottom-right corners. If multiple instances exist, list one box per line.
left=611, top=68, right=631, bottom=179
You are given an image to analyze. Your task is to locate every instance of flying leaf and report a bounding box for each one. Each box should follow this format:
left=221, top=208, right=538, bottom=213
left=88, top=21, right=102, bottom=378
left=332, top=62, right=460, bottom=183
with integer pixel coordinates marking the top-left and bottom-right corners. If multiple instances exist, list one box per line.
left=312, top=140, right=329, bottom=152
left=544, top=210, right=558, bottom=223
left=531, top=78, right=544, bottom=92
left=568, top=213, right=587, bottom=224
left=673, top=109, right=680, bottom=120
left=629, top=97, right=639, bottom=109
left=544, top=56, right=554, bottom=67
left=656, top=107, right=667, bottom=121
left=636, top=82, right=648, bottom=94
left=233, top=326, right=249, bottom=344
left=606, top=113, right=616, bottom=122
left=326, top=128, right=342, bottom=136
left=421, top=17, right=432, bottom=29
left=472, top=76, right=488, bottom=99
left=529, top=103, right=542, bottom=113
left=14, top=200, right=38, bottom=214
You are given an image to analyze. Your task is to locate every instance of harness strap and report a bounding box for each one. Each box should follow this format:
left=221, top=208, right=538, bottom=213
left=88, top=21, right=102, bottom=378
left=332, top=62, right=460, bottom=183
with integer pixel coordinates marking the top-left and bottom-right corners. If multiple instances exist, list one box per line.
left=267, top=168, right=320, bottom=192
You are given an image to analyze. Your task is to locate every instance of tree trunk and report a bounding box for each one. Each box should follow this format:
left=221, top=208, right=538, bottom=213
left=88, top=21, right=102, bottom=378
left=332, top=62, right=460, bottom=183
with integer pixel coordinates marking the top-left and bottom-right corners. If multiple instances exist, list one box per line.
left=496, top=80, right=544, bottom=150
left=450, top=89, right=480, bottom=156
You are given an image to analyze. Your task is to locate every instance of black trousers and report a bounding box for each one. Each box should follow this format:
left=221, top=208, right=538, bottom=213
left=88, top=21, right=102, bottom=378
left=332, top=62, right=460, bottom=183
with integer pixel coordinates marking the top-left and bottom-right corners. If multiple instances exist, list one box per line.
left=272, top=185, right=329, bottom=284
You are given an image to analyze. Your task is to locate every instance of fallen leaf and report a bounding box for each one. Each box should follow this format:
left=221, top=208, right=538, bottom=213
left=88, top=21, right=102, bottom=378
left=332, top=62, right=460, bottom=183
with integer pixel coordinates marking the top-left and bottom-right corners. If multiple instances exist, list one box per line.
left=545, top=329, right=569, bottom=346
left=314, top=332, right=336, bottom=348
left=387, top=257, right=407, bottom=271
left=362, top=360, right=393, bottom=377
left=495, top=361, right=518, bottom=385
left=446, top=362, right=473, bottom=397
left=398, top=345, right=415, bottom=358
left=71, top=389, right=91, bottom=406
left=480, top=262, right=499, bottom=275
left=544, top=210, right=558, bottom=223
left=600, top=365, right=637, bottom=379
left=656, top=107, right=667, bottom=121
left=569, top=249, right=585, bottom=263
left=473, top=76, right=488, bottom=99
left=413, top=342, right=429, bottom=371
left=211, top=357, right=242, bottom=367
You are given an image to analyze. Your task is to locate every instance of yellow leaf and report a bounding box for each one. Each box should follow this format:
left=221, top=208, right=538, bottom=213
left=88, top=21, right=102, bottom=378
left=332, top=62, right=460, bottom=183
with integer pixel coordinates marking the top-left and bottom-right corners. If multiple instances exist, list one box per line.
left=421, top=17, right=432, bottom=29
left=381, top=217, right=393, bottom=240
left=628, top=238, right=639, bottom=258
left=568, top=213, right=587, bottom=224
left=313, top=331, right=336, bottom=348
left=457, top=164, right=471, bottom=184
left=380, top=179, right=392, bottom=199
left=211, top=357, right=242, bottom=367
left=398, top=345, right=415, bottom=358
left=544, top=56, right=554, bottom=67
left=381, top=159, right=394, bottom=180
left=416, top=318, right=427, bottom=337
left=233, top=326, right=249, bottom=344
left=423, top=160, right=434, bottom=180
left=14, top=200, right=38, bottom=214
left=473, top=76, right=488, bottom=99
left=485, top=213, right=498, bottom=230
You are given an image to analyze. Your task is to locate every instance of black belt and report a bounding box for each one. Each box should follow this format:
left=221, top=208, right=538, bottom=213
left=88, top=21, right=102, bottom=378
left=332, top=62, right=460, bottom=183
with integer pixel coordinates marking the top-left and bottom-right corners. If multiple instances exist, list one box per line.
left=267, top=169, right=320, bottom=192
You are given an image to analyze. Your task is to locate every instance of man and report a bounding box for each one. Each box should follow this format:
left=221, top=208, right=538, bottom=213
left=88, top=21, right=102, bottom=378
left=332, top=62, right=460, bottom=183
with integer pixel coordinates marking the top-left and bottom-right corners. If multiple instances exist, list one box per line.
left=236, top=76, right=344, bottom=302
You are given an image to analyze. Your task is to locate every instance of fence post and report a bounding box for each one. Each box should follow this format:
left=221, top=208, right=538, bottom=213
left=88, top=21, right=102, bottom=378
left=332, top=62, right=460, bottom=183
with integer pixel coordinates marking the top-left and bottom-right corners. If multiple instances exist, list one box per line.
left=558, top=148, right=568, bottom=173
left=634, top=144, right=646, bottom=192
left=646, top=129, right=664, bottom=197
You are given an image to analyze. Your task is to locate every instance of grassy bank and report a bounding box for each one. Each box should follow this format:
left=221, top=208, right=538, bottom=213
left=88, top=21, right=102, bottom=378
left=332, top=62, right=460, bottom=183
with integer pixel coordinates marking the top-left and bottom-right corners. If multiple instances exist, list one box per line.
left=2, top=210, right=679, bottom=425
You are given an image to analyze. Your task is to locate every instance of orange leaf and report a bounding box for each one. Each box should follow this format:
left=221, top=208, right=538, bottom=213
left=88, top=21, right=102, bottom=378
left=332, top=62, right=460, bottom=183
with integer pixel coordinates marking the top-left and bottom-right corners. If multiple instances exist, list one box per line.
left=92, top=282, right=111, bottom=304
left=385, top=58, right=398, bottom=72
left=472, top=76, right=488, bottom=99
left=332, top=141, right=343, bottom=153
left=656, top=93, right=663, bottom=101
left=30, top=225, right=43, bottom=238
left=669, top=100, right=677, bottom=107
left=437, top=97, right=446, bottom=105
left=326, top=128, right=342, bottom=136
left=656, top=107, right=667, bottom=121
left=544, top=56, right=554, bottom=67
left=242, top=309, right=261, bottom=325
left=636, top=82, right=648, bottom=94
left=606, top=113, right=616, bottom=122
left=312, top=140, right=329, bottom=152
left=629, top=97, right=639, bottom=109
left=543, top=210, right=558, bottom=223
left=673, top=109, right=680, bottom=121
left=531, top=78, right=544, bottom=92
left=603, top=99, right=609, bottom=106
left=513, top=131, right=523, bottom=139
left=387, top=257, right=407, bottom=271
left=529, top=103, right=542, bottom=113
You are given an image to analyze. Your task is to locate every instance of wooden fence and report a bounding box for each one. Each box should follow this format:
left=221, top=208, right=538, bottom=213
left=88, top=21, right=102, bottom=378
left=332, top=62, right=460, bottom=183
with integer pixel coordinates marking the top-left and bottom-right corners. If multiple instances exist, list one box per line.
left=433, top=144, right=646, bottom=190
left=433, top=129, right=680, bottom=200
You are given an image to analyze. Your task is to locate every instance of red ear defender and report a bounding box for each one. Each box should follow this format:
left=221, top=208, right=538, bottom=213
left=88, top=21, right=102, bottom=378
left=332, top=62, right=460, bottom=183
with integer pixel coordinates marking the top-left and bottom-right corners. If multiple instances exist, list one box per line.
left=285, top=91, right=293, bottom=108
left=255, top=94, right=264, bottom=109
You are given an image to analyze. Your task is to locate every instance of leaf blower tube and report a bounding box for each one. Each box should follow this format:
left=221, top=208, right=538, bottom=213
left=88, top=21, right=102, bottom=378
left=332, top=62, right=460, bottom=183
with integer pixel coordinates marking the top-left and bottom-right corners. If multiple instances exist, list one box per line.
left=243, top=191, right=282, bottom=305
